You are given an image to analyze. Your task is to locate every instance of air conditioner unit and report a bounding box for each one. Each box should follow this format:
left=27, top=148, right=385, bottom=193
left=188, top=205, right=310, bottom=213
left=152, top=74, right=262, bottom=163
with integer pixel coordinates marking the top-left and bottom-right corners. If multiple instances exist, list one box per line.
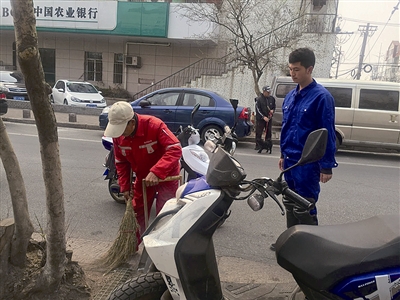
left=125, top=56, right=141, bottom=68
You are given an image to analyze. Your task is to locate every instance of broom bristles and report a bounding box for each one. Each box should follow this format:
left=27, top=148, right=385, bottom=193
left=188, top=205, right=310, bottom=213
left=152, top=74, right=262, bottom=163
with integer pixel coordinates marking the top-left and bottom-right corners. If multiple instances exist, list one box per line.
left=97, top=199, right=139, bottom=273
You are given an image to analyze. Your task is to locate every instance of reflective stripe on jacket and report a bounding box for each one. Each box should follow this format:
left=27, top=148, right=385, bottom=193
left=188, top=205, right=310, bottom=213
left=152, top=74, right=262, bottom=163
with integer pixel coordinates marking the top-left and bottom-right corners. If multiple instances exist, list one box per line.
left=113, top=114, right=182, bottom=192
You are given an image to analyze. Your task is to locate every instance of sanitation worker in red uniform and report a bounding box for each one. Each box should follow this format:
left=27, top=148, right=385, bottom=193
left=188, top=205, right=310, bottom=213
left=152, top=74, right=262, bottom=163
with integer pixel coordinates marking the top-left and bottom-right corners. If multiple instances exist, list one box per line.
left=104, top=101, right=182, bottom=239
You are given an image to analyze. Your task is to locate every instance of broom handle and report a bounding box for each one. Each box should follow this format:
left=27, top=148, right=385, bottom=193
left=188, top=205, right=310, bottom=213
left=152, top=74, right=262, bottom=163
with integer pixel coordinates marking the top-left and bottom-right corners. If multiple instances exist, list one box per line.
left=142, top=175, right=182, bottom=229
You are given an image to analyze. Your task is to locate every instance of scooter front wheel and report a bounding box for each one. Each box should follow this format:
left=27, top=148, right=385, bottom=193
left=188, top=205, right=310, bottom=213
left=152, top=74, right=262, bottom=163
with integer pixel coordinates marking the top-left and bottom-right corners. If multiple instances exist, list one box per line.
left=107, top=272, right=168, bottom=300
left=108, top=177, right=126, bottom=204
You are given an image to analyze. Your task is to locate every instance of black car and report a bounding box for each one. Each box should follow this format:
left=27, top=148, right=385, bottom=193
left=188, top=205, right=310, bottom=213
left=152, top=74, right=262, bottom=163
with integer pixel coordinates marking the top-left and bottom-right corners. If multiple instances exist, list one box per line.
left=0, top=71, right=29, bottom=101
left=0, top=98, right=7, bottom=115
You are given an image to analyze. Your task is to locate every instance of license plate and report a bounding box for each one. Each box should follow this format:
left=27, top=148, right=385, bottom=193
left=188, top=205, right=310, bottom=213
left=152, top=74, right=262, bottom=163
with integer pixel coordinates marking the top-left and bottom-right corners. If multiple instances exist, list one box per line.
left=86, top=104, right=97, bottom=108
left=13, top=96, right=25, bottom=100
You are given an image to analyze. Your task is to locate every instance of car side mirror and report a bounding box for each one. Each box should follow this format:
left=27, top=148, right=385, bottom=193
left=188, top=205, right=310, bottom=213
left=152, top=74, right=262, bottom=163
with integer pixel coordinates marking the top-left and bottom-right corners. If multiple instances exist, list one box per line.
left=57, top=88, right=64, bottom=93
left=139, top=100, right=151, bottom=108
left=99, top=91, right=102, bottom=94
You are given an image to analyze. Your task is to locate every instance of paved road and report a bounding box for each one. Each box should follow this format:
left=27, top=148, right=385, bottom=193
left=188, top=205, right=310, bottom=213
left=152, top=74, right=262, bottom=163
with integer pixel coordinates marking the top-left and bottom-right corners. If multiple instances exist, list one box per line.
left=1, top=108, right=399, bottom=299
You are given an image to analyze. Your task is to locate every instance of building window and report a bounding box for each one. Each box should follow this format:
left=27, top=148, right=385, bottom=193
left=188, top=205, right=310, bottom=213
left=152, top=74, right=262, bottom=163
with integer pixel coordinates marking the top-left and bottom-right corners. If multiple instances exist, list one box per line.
left=12, top=42, right=16, bottom=69
left=113, top=53, right=123, bottom=84
left=85, top=52, right=102, bottom=82
left=39, top=48, right=56, bottom=86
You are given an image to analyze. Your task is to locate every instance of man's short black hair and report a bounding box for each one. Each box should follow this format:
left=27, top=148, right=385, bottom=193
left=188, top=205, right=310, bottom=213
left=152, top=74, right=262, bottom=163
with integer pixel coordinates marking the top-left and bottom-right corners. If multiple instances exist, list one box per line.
left=289, top=48, right=315, bottom=69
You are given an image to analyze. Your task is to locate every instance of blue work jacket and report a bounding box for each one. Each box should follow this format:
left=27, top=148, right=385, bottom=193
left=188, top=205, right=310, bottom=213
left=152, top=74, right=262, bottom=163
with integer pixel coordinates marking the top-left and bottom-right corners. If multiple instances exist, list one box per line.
left=280, top=79, right=338, bottom=172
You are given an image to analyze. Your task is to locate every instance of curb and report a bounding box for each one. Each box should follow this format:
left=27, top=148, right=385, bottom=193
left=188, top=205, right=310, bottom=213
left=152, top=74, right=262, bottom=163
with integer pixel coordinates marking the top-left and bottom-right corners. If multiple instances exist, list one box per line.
left=2, top=117, right=102, bottom=131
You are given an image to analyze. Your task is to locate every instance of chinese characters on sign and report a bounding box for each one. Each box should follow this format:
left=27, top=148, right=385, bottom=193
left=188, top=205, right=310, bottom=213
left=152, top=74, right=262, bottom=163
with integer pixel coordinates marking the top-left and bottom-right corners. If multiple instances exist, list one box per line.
left=2, top=5, right=98, bottom=21
left=0, top=1, right=117, bottom=30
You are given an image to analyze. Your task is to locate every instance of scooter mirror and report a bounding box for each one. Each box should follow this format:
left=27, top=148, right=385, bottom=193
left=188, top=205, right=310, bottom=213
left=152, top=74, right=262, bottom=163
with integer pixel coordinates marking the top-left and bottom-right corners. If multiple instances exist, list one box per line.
left=297, top=128, right=328, bottom=166
left=230, top=99, right=238, bottom=110
left=278, top=128, right=328, bottom=181
left=190, top=103, right=201, bottom=125
left=230, top=99, right=239, bottom=131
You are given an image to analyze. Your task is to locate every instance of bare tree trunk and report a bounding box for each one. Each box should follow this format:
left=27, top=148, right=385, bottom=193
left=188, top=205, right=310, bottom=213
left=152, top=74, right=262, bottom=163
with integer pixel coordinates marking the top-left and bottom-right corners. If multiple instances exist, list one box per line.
left=10, top=0, right=66, bottom=292
left=0, top=119, right=34, bottom=267
left=251, top=68, right=261, bottom=97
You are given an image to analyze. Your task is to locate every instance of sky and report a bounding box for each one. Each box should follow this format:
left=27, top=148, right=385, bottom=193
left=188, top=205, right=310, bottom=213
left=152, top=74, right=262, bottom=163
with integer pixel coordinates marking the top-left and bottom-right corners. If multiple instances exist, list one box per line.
left=334, top=0, right=399, bottom=80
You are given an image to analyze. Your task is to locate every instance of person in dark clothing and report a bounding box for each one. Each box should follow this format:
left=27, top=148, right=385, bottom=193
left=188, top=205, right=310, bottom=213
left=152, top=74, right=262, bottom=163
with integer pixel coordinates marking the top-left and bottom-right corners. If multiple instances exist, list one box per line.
left=270, top=47, right=338, bottom=251
left=254, top=86, right=276, bottom=150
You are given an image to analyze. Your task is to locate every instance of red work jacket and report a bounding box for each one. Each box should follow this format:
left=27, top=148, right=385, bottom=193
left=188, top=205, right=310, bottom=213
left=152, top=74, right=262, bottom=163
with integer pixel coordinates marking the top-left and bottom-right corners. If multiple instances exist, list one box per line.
left=113, top=114, right=182, bottom=193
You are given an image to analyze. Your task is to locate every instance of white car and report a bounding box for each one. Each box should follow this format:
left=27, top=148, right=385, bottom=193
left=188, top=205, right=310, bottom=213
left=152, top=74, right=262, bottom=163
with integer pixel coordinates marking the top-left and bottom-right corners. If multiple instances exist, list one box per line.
left=51, top=80, right=106, bottom=108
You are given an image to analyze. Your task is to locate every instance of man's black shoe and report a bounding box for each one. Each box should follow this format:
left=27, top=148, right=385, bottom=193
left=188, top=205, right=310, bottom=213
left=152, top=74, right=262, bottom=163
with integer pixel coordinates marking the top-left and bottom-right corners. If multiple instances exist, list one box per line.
left=270, top=243, right=276, bottom=251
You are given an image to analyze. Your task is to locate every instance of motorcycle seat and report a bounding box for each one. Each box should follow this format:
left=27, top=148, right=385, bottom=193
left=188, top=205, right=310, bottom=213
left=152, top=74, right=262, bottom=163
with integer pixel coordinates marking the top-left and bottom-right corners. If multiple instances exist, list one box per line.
left=275, top=215, right=400, bottom=291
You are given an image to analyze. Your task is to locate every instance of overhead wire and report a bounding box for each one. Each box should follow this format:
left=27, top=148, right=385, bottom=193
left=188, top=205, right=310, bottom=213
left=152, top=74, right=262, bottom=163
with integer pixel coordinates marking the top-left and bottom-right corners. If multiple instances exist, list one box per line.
left=342, top=34, right=361, bottom=63
left=336, top=1, right=399, bottom=79
left=364, top=0, right=399, bottom=61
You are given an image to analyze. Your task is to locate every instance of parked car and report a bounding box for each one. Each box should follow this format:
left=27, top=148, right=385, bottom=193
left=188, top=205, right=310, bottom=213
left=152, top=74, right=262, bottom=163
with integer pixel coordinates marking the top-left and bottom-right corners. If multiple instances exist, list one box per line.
left=51, top=80, right=106, bottom=108
left=0, top=99, right=7, bottom=115
left=0, top=70, right=29, bottom=102
left=99, top=88, right=252, bottom=142
left=271, top=76, right=400, bottom=150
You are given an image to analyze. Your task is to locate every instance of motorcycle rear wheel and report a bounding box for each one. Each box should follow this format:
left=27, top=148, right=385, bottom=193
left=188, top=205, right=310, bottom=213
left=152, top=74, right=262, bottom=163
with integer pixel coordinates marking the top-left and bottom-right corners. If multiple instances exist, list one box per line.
left=108, top=177, right=126, bottom=204
left=107, top=272, right=168, bottom=300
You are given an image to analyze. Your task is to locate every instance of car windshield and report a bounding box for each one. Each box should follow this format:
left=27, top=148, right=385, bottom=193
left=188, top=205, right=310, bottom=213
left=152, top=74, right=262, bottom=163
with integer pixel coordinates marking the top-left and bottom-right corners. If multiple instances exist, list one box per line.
left=67, top=83, right=98, bottom=93
left=0, top=72, right=24, bottom=83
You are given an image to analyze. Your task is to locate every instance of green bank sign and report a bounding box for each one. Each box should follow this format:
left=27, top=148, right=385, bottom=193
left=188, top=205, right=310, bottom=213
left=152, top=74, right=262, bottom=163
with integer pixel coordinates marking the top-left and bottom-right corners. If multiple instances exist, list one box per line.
left=0, top=1, right=168, bottom=37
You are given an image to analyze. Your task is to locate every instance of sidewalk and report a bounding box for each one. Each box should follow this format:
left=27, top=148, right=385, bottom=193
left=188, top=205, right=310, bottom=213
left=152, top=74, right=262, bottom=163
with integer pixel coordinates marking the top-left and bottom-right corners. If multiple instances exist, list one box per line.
left=2, top=108, right=101, bottom=130
left=4, top=107, right=300, bottom=300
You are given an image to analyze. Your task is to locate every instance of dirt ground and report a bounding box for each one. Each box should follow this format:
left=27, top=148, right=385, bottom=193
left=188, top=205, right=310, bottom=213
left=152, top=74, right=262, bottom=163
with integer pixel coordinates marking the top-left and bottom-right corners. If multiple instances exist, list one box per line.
left=3, top=240, right=127, bottom=300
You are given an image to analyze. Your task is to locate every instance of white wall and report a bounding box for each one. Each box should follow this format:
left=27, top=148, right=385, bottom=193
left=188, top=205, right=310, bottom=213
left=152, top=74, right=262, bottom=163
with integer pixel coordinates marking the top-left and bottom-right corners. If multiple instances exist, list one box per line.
left=168, top=4, right=218, bottom=41
left=189, top=32, right=336, bottom=110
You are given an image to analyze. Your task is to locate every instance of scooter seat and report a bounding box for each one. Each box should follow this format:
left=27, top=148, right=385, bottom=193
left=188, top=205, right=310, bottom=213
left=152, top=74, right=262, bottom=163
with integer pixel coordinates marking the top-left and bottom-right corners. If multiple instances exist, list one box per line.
left=275, top=215, right=400, bottom=291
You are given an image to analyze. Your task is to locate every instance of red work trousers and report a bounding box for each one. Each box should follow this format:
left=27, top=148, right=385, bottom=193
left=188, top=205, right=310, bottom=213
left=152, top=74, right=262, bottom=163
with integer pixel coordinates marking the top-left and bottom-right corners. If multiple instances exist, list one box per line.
left=132, top=178, right=179, bottom=243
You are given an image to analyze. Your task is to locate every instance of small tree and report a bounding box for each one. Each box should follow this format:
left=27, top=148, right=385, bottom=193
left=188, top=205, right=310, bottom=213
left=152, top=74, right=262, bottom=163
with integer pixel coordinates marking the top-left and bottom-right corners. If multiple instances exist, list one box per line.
left=7, top=0, right=67, bottom=295
left=0, top=118, right=34, bottom=269
left=177, top=0, right=305, bottom=96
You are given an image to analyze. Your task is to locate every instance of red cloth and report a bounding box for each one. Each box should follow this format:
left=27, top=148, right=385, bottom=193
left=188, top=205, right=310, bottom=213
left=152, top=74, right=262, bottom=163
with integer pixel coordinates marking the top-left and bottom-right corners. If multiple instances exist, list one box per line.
left=113, top=114, right=182, bottom=235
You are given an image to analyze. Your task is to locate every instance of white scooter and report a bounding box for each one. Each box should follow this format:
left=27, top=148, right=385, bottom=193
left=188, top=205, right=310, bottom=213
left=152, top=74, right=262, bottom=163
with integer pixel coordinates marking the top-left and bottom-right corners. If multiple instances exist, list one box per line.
left=177, top=102, right=237, bottom=182
left=106, top=129, right=351, bottom=300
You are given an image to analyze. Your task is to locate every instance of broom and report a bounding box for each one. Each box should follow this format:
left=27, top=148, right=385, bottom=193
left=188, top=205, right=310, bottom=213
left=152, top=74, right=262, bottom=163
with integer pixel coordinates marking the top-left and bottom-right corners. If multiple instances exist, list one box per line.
left=98, top=170, right=139, bottom=273
left=98, top=174, right=182, bottom=273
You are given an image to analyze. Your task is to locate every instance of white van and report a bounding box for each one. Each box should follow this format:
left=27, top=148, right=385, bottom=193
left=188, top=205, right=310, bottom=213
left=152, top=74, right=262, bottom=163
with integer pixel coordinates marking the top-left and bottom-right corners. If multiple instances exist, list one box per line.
left=270, top=77, right=400, bottom=150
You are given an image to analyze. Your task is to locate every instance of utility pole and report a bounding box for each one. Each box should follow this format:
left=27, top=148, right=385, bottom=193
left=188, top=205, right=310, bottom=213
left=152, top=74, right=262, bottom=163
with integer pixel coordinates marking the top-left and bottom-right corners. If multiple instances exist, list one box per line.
left=335, top=46, right=342, bottom=79
left=355, top=23, right=378, bottom=80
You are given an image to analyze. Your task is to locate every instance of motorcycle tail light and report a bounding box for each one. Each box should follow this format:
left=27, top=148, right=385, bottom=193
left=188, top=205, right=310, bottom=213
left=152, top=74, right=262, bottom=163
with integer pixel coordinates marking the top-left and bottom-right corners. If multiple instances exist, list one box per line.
left=238, top=107, right=249, bottom=120
left=0, top=93, right=6, bottom=99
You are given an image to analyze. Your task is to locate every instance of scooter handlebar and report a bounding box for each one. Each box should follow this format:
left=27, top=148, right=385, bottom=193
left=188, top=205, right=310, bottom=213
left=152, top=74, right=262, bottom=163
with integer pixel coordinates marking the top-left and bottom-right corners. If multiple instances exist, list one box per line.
left=282, top=187, right=313, bottom=210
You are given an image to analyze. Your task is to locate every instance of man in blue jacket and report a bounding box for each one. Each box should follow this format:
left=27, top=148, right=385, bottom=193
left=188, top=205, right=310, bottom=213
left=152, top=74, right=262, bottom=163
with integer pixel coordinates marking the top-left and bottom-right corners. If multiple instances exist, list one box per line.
left=276, top=48, right=338, bottom=248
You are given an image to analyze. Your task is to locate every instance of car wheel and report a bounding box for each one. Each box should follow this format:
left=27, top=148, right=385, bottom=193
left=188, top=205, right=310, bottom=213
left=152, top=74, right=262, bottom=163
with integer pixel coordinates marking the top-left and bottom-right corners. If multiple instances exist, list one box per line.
left=63, top=99, right=68, bottom=105
left=201, top=125, right=223, bottom=143
left=50, top=95, right=54, bottom=103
